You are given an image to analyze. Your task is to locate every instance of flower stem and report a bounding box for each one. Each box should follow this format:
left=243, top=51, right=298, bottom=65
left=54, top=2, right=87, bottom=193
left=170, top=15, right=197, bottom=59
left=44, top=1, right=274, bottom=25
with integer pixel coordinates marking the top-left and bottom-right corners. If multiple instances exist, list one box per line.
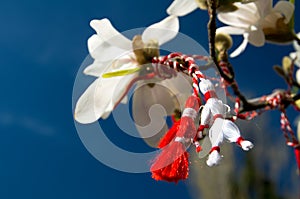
left=289, top=0, right=295, bottom=30
left=207, top=0, right=217, bottom=64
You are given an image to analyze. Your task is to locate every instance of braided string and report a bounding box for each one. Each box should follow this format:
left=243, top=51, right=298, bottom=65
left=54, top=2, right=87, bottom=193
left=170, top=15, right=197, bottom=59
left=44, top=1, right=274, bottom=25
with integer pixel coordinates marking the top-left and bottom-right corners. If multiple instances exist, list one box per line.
left=154, top=53, right=300, bottom=150
left=152, top=53, right=205, bottom=98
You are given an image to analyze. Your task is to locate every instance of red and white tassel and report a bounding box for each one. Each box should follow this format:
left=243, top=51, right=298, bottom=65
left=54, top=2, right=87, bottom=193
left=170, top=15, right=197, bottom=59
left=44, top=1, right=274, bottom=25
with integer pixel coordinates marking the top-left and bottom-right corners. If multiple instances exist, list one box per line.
left=294, top=146, right=300, bottom=173
left=157, top=118, right=181, bottom=149
left=151, top=137, right=189, bottom=183
left=150, top=95, right=200, bottom=182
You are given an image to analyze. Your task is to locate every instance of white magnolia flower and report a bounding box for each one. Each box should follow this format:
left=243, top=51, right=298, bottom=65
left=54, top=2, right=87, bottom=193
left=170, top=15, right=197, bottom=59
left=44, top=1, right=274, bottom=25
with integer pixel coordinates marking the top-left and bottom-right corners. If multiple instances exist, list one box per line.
left=167, top=0, right=199, bottom=17
left=166, top=0, right=256, bottom=16
left=290, top=32, right=300, bottom=84
left=290, top=32, right=300, bottom=67
left=296, top=70, right=300, bottom=85
left=217, top=0, right=294, bottom=57
left=74, top=16, right=180, bottom=124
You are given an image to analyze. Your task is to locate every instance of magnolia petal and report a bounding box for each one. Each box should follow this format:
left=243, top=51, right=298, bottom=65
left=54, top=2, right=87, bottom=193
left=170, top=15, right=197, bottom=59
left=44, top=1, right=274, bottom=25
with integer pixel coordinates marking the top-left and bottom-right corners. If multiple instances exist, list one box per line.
left=290, top=52, right=300, bottom=67
left=100, top=62, right=139, bottom=112
left=98, top=96, right=127, bottom=120
left=230, top=34, right=249, bottom=58
left=74, top=78, right=102, bottom=124
left=290, top=52, right=296, bottom=60
left=166, top=0, right=198, bottom=17
left=84, top=60, right=112, bottom=77
left=262, top=12, right=282, bottom=29
left=159, top=73, right=191, bottom=109
left=121, top=96, right=128, bottom=104
left=255, top=0, right=272, bottom=18
left=76, top=74, right=132, bottom=124
left=101, top=111, right=112, bottom=120
left=132, top=83, right=176, bottom=147
left=293, top=33, right=300, bottom=52
left=248, top=27, right=265, bottom=47
left=273, top=1, right=295, bottom=23
left=90, top=19, right=131, bottom=51
left=142, top=15, right=179, bottom=45
left=132, top=73, right=192, bottom=148
left=235, top=1, right=259, bottom=17
left=295, top=51, right=300, bottom=67
left=296, top=52, right=300, bottom=67
left=296, top=69, right=300, bottom=85
left=84, top=56, right=136, bottom=77
left=218, top=14, right=251, bottom=29
left=76, top=64, right=138, bottom=124
left=111, top=72, right=139, bottom=107
left=87, top=34, right=128, bottom=61
left=218, top=3, right=259, bottom=29
left=93, top=76, right=125, bottom=119
left=105, top=62, right=139, bottom=107
left=216, top=26, right=245, bottom=35
left=87, top=34, right=102, bottom=58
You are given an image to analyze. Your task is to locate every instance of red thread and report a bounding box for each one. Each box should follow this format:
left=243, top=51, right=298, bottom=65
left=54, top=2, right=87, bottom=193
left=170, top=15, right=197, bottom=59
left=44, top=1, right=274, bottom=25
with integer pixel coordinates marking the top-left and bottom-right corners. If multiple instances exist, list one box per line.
left=213, top=114, right=224, bottom=120
left=236, top=137, right=245, bottom=147
left=151, top=143, right=189, bottom=183
left=204, top=91, right=217, bottom=101
left=209, top=146, right=220, bottom=154
left=198, top=124, right=209, bottom=132
left=157, top=119, right=181, bottom=149
left=150, top=95, right=200, bottom=183
left=196, top=145, right=202, bottom=153
left=294, top=146, right=300, bottom=172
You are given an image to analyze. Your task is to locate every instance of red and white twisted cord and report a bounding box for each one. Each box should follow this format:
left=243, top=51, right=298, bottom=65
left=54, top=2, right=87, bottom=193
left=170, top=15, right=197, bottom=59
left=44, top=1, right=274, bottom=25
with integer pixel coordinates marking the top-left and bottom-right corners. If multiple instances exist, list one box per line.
left=152, top=53, right=206, bottom=97
left=280, top=110, right=299, bottom=147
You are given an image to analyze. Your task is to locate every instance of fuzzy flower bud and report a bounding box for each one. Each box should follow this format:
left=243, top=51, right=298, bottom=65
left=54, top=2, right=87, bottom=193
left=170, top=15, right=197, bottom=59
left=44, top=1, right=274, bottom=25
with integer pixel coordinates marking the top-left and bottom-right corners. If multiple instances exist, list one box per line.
left=215, top=33, right=233, bottom=52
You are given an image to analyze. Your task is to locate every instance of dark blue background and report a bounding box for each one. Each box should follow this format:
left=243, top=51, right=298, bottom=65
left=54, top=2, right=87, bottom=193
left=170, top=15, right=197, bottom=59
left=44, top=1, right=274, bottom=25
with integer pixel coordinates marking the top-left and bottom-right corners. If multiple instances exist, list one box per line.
left=0, top=0, right=299, bottom=198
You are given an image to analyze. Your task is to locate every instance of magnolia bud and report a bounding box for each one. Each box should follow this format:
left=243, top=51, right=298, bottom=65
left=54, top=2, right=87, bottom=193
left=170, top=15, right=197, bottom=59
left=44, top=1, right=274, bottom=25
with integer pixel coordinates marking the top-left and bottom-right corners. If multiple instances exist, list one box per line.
left=282, top=56, right=292, bottom=75
left=215, top=33, right=233, bottom=52
left=194, top=0, right=208, bottom=10
left=263, top=18, right=294, bottom=44
left=132, top=35, right=159, bottom=65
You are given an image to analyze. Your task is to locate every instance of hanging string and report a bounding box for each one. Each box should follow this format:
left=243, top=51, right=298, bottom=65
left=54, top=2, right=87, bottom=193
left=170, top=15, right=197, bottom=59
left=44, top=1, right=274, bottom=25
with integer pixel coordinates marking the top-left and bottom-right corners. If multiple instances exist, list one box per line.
left=150, top=53, right=208, bottom=182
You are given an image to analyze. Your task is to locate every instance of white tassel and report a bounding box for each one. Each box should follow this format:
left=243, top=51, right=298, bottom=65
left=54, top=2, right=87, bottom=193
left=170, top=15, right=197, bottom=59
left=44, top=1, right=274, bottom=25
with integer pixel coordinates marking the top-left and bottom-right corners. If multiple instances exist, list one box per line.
left=206, top=150, right=222, bottom=167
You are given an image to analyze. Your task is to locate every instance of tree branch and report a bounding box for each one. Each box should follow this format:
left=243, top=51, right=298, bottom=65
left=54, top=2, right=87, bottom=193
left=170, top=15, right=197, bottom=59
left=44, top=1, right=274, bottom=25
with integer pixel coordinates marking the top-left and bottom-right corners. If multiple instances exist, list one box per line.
left=207, top=0, right=217, bottom=65
left=205, top=0, right=300, bottom=117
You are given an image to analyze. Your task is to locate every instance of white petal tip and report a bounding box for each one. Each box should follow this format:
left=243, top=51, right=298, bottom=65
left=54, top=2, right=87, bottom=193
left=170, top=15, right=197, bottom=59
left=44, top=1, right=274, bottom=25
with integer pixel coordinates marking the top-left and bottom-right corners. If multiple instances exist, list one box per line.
left=90, top=18, right=109, bottom=28
left=142, top=15, right=179, bottom=45
left=166, top=0, right=198, bottom=16
left=74, top=112, right=98, bottom=124
left=273, top=1, right=295, bottom=23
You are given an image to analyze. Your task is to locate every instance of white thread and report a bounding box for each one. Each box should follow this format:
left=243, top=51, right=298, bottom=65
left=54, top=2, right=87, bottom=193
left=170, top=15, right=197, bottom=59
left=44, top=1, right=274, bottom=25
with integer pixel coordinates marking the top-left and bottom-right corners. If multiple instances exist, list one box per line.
left=185, top=57, right=193, bottom=61
left=224, top=104, right=231, bottom=113
left=193, top=83, right=199, bottom=91
left=195, top=70, right=203, bottom=77
left=175, top=136, right=186, bottom=144
left=182, top=108, right=198, bottom=120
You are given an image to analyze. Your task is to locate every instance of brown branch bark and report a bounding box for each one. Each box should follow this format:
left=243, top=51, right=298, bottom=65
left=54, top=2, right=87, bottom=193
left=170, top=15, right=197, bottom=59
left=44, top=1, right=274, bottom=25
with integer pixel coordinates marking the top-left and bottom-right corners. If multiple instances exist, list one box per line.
left=205, top=0, right=300, bottom=116
left=207, top=0, right=217, bottom=65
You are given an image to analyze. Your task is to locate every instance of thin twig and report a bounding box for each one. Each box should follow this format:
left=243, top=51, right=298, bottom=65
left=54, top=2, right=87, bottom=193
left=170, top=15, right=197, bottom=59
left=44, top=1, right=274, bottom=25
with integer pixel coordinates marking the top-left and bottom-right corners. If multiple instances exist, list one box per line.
left=207, top=0, right=217, bottom=65
left=240, top=92, right=300, bottom=113
left=205, top=0, right=300, bottom=116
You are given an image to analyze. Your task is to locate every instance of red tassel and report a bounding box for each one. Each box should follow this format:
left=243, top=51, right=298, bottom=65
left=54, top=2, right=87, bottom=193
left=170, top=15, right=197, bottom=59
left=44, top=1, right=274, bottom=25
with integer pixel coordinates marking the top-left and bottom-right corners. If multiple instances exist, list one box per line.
left=151, top=142, right=189, bottom=183
left=150, top=95, right=200, bottom=182
left=236, top=136, right=245, bottom=147
left=158, top=119, right=181, bottom=149
left=294, top=146, right=300, bottom=173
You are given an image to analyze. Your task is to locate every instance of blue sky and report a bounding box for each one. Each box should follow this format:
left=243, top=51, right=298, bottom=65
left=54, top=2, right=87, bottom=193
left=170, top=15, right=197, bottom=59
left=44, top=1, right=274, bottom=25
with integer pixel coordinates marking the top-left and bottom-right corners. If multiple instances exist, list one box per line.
left=0, top=0, right=299, bottom=198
